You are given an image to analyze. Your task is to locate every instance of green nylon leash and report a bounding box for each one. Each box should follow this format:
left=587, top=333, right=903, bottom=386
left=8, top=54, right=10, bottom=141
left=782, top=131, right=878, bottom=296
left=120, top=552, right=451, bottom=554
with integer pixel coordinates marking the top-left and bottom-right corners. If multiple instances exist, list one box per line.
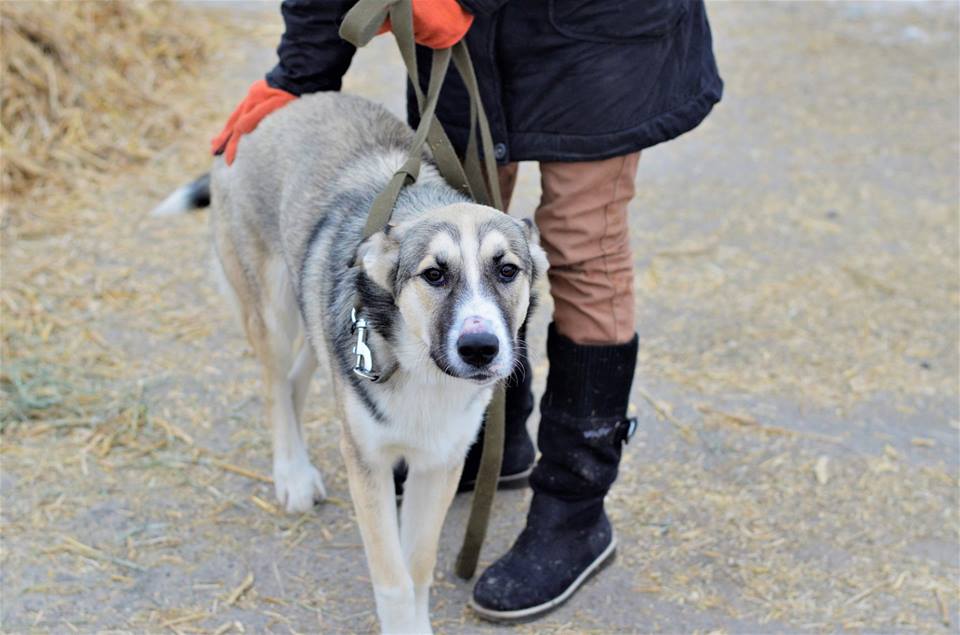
left=339, top=0, right=505, bottom=580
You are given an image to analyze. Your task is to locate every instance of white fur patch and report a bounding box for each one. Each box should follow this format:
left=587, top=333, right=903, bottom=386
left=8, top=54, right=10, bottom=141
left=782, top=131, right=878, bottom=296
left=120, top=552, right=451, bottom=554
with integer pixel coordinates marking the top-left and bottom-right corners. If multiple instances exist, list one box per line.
left=273, top=455, right=326, bottom=514
left=344, top=370, right=491, bottom=474
left=150, top=185, right=194, bottom=216
left=210, top=254, right=244, bottom=331
left=444, top=221, right=513, bottom=378
left=373, top=583, right=425, bottom=634
left=263, top=257, right=303, bottom=371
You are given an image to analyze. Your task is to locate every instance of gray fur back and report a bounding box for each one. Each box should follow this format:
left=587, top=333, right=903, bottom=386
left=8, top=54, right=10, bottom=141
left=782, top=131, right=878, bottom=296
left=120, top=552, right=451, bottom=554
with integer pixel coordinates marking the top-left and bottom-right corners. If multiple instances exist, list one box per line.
left=212, top=93, right=412, bottom=266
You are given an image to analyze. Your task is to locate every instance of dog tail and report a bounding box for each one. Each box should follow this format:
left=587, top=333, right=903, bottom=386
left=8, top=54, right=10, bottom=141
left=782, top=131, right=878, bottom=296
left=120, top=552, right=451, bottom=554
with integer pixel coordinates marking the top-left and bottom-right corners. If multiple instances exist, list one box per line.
left=150, top=173, right=211, bottom=216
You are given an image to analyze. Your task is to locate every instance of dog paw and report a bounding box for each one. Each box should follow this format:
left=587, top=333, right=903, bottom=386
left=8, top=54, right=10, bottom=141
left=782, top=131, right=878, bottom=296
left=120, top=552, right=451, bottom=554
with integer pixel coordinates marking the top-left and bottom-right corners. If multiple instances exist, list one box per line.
left=273, top=460, right=326, bottom=514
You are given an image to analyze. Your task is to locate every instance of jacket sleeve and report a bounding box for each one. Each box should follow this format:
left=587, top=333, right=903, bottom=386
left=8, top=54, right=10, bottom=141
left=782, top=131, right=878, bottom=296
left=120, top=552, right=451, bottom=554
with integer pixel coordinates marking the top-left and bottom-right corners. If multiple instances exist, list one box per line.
left=457, top=0, right=508, bottom=16
left=265, top=0, right=357, bottom=96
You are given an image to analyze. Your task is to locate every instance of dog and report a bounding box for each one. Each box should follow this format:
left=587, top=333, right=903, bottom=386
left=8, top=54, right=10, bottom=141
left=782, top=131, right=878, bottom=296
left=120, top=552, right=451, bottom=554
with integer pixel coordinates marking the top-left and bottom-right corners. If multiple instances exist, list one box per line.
left=153, top=91, right=547, bottom=633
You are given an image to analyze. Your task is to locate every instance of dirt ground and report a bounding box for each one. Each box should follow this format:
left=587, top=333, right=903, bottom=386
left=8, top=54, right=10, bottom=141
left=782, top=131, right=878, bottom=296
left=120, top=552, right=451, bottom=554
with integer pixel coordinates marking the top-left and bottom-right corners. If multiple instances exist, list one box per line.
left=2, top=2, right=958, bottom=633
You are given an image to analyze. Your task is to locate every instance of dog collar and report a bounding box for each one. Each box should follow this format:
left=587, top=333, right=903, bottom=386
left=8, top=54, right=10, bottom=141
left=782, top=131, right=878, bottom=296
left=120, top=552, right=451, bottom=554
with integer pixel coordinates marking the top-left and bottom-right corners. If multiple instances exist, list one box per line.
left=350, top=307, right=397, bottom=384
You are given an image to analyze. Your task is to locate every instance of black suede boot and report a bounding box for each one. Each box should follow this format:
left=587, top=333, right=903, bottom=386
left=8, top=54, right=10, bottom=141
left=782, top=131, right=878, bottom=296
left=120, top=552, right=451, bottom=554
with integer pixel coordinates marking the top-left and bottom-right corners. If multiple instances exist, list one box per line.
left=394, top=331, right=536, bottom=497
left=471, top=324, right=638, bottom=621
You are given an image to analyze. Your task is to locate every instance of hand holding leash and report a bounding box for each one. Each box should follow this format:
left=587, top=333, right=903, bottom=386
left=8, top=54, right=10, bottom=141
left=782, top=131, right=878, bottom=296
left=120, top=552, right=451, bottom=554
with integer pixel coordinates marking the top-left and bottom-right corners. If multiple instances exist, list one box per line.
left=377, top=0, right=473, bottom=49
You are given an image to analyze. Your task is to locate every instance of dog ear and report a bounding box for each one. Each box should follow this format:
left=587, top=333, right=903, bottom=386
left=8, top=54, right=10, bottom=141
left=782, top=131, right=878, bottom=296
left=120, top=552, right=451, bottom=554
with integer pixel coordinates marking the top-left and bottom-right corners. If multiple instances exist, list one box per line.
left=530, top=241, right=549, bottom=277
left=518, top=217, right=550, bottom=275
left=357, top=229, right=400, bottom=292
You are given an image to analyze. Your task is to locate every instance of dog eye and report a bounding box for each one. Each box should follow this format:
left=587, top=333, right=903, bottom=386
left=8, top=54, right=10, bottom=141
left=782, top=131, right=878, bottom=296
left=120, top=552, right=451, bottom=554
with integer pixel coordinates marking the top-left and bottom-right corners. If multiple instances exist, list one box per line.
left=498, top=264, right=519, bottom=283
left=421, top=268, right=445, bottom=286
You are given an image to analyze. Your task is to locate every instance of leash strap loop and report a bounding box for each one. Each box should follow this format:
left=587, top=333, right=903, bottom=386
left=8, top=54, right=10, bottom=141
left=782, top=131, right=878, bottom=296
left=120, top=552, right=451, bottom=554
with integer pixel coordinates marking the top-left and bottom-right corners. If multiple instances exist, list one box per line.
left=360, top=43, right=451, bottom=240
left=342, top=0, right=501, bottom=238
left=450, top=44, right=502, bottom=210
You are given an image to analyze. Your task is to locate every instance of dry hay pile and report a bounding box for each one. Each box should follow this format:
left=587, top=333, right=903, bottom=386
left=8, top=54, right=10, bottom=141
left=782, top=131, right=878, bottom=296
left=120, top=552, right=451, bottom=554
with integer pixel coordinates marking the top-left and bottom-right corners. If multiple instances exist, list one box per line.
left=0, top=1, right=243, bottom=427
left=1, top=1, right=215, bottom=228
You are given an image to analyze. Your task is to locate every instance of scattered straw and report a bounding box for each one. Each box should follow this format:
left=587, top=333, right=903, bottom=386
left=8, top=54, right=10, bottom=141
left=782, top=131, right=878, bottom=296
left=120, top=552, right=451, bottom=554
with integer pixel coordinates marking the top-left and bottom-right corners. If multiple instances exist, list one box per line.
left=159, top=612, right=208, bottom=630
left=813, top=455, right=830, bottom=485
left=934, top=589, right=951, bottom=627
left=225, top=573, right=254, bottom=607
left=844, top=581, right=887, bottom=607
left=697, top=405, right=844, bottom=444
left=636, top=387, right=695, bottom=442
left=48, top=536, right=146, bottom=573
left=250, top=495, right=279, bottom=516
left=210, top=460, right=273, bottom=484
left=212, top=623, right=233, bottom=635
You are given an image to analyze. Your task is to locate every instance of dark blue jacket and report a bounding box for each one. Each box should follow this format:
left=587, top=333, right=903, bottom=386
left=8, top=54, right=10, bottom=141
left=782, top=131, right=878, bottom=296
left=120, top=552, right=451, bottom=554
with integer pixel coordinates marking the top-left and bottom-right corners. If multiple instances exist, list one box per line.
left=266, top=0, right=722, bottom=164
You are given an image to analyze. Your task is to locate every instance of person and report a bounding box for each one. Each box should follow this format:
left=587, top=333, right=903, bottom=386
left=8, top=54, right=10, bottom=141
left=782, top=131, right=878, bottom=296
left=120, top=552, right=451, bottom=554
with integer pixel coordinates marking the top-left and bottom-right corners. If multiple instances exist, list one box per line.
left=212, top=0, right=722, bottom=621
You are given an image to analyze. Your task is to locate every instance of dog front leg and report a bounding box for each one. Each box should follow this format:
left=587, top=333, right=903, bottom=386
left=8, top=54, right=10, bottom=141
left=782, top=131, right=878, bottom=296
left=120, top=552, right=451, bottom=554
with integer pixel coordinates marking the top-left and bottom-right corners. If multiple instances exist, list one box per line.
left=399, top=461, right=464, bottom=631
left=341, top=436, right=422, bottom=634
left=288, top=343, right=318, bottom=422
left=268, top=371, right=326, bottom=514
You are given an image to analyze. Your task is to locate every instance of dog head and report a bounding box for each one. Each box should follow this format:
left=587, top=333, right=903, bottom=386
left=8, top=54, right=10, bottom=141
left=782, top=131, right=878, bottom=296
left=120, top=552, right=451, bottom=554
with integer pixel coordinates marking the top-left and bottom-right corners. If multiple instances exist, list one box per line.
left=358, top=203, right=547, bottom=383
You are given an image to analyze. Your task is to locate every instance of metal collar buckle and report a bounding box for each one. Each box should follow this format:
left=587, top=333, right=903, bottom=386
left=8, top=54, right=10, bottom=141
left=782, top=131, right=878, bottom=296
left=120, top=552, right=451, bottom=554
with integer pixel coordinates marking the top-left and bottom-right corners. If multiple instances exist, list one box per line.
left=621, top=417, right=638, bottom=445
left=351, top=308, right=380, bottom=382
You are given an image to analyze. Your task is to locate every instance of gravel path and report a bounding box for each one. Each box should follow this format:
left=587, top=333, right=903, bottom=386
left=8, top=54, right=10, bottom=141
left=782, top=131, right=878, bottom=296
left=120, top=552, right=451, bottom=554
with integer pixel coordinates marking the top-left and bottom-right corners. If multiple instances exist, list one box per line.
left=3, top=2, right=957, bottom=633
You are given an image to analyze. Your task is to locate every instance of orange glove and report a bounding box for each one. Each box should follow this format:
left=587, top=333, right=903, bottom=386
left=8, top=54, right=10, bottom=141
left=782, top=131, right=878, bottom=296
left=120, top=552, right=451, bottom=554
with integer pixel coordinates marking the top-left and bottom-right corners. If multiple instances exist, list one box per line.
left=378, top=0, right=473, bottom=49
left=210, top=79, right=298, bottom=165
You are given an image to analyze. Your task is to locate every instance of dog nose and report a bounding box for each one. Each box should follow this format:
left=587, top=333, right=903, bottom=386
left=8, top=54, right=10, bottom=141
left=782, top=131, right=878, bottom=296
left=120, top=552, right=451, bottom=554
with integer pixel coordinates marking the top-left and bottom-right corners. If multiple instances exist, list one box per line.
left=457, top=332, right=499, bottom=367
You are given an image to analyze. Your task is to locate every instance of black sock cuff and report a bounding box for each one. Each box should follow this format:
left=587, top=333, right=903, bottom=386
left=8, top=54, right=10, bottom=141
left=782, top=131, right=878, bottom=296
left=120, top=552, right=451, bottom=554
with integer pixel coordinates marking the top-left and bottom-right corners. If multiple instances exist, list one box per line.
left=541, top=323, right=639, bottom=419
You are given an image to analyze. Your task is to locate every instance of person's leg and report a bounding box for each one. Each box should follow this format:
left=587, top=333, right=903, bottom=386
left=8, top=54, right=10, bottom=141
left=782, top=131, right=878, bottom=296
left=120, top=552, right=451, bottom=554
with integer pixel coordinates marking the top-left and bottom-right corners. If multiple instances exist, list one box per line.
left=471, top=153, right=641, bottom=620
left=496, top=161, right=520, bottom=212
left=537, top=153, right=639, bottom=345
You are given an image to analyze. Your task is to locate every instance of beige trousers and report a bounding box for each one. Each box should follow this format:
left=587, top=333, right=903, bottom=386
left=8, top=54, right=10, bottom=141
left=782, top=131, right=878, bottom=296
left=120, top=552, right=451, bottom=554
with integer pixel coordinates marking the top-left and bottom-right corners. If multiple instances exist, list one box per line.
left=497, top=153, right=640, bottom=345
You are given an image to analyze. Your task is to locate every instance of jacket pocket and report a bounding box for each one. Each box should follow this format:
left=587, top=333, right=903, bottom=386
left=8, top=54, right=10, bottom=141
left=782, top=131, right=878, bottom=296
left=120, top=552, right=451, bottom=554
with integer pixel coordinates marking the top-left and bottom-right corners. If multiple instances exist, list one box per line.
left=548, top=0, right=688, bottom=42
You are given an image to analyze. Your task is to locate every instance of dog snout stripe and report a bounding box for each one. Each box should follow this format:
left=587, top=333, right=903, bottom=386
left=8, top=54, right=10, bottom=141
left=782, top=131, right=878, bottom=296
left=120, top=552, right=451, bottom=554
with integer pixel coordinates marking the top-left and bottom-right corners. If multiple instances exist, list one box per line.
left=461, top=316, right=493, bottom=334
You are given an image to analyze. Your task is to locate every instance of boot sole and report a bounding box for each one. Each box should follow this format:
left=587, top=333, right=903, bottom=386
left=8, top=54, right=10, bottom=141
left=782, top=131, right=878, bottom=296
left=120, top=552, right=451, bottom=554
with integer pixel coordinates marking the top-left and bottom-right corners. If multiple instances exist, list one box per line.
left=457, top=465, right=533, bottom=494
left=468, top=533, right=618, bottom=623
left=396, top=466, right=533, bottom=503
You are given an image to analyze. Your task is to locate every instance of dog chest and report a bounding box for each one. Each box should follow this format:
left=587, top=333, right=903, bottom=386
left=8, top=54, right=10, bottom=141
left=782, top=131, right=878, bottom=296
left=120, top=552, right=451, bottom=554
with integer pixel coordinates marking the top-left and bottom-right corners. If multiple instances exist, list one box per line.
left=344, top=377, right=492, bottom=471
